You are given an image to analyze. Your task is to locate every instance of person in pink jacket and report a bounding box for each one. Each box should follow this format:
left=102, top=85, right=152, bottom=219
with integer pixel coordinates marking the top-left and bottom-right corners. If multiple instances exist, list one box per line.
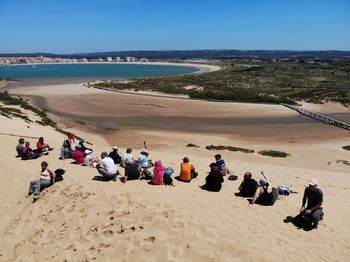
left=151, top=160, right=165, bottom=185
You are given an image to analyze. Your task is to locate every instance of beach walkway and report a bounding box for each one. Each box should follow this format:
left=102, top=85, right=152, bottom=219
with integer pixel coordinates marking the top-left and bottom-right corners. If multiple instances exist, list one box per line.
left=282, top=104, right=350, bottom=131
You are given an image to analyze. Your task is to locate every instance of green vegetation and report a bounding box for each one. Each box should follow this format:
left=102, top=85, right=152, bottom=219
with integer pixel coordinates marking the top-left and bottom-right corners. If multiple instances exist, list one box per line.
left=258, top=150, right=290, bottom=158
left=103, top=127, right=119, bottom=132
left=205, top=145, right=255, bottom=153
left=0, top=91, right=89, bottom=143
left=88, top=60, right=350, bottom=105
left=186, top=143, right=200, bottom=148
left=336, top=159, right=350, bottom=166
left=342, top=145, right=350, bottom=151
left=0, top=105, right=32, bottom=122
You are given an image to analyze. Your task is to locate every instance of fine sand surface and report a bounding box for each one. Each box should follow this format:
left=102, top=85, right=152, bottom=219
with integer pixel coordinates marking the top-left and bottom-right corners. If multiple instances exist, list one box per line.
left=1, top=83, right=350, bottom=261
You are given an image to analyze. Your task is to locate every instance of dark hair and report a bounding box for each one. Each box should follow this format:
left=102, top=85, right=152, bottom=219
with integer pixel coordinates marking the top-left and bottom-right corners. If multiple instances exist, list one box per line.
left=126, top=148, right=132, bottom=153
left=215, top=154, right=221, bottom=159
left=19, top=138, right=25, bottom=143
left=183, top=157, right=189, bottom=163
left=39, top=137, right=44, bottom=141
left=101, top=151, right=108, bottom=158
left=41, top=161, right=48, bottom=167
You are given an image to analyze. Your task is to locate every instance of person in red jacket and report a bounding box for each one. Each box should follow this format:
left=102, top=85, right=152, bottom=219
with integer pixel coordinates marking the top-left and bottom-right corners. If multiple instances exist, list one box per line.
left=36, top=137, right=52, bottom=153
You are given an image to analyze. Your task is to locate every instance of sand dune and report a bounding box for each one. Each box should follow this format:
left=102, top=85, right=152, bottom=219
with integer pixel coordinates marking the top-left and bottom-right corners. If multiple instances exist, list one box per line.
left=1, top=85, right=350, bottom=261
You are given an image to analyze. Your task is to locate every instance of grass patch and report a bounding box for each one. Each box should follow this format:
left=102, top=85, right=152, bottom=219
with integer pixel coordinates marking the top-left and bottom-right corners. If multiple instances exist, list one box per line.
left=103, top=127, right=119, bottom=132
left=205, top=145, right=255, bottom=153
left=75, top=120, right=87, bottom=125
left=336, top=159, right=350, bottom=166
left=187, top=143, right=200, bottom=148
left=342, top=145, right=350, bottom=151
left=0, top=105, right=32, bottom=122
left=258, top=150, right=290, bottom=158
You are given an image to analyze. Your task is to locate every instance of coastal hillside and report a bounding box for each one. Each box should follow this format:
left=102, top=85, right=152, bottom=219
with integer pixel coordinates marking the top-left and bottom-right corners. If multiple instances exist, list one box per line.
left=0, top=98, right=350, bottom=261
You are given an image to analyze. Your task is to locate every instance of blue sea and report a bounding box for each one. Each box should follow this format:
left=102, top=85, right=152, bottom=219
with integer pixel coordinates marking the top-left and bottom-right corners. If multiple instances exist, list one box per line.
left=0, top=63, right=200, bottom=80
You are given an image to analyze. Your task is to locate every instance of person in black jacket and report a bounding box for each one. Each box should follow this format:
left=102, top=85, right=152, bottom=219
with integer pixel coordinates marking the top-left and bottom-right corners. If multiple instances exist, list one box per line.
left=108, top=146, right=122, bottom=164
left=202, top=163, right=224, bottom=192
left=237, top=172, right=258, bottom=197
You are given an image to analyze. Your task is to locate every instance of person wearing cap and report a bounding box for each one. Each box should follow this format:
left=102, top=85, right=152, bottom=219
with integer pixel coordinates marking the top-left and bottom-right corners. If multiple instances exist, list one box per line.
left=137, top=149, right=153, bottom=168
left=300, top=179, right=323, bottom=228
left=178, top=157, right=196, bottom=182
left=202, top=162, right=224, bottom=192
left=237, top=172, right=258, bottom=197
left=95, top=152, right=118, bottom=181
left=72, top=144, right=85, bottom=164
left=214, top=154, right=229, bottom=176
left=251, top=174, right=277, bottom=205
left=108, top=146, right=122, bottom=164
left=121, top=148, right=134, bottom=167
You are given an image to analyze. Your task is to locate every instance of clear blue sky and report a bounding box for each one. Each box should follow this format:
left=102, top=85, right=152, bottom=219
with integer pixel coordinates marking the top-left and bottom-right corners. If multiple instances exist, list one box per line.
left=0, top=0, right=349, bottom=53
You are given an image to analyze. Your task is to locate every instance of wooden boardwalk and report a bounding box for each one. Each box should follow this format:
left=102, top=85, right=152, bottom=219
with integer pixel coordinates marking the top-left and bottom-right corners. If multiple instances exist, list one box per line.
left=282, top=104, right=350, bottom=131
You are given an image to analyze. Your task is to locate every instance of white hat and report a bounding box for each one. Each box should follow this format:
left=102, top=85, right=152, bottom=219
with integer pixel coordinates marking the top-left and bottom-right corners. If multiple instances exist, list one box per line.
left=141, top=149, right=149, bottom=154
left=259, top=178, right=268, bottom=186
left=85, top=149, right=92, bottom=154
left=113, top=146, right=118, bottom=150
left=308, top=179, right=317, bottom=186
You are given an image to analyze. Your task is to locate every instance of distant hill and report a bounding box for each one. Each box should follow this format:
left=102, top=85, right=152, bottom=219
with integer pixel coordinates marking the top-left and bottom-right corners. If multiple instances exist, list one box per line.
left=1, top=50, right=350, bottom=59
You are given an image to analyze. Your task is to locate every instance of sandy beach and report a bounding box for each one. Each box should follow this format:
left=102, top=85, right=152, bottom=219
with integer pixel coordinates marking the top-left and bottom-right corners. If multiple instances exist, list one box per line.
left=0, top=82, right=350, bottom=261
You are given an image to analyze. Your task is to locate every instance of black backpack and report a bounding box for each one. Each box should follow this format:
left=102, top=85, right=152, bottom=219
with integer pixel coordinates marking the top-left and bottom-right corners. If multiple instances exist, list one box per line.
left=54, top=168, right=65, bottom=182
left=293, top=213, right=312, bottom=229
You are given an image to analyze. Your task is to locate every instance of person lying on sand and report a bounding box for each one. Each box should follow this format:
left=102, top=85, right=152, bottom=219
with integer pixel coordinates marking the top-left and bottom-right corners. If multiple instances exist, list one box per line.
left=27, top=161, right=55, bottom=201
left=177, top=157, right=197, bottom=183
left=121, top=162, right=142, bottom=183
left=250, top=172, right=277, bottom=206
left=201, top=163, right=224, bottom=192
left=298, top=179, right=324, bottom=229
left=108, top=146, right=122, bottom=165
left=95, top=152, right=118, bottom=181
left=236, top=172, right=258, bottom=197
left=16, top=138, right=25, bottom=157
left=59, top=140, right=73, bottom=160
left=36, top=137, right=52, bottom=153
left=22, top=141, right=43, bottom=160
left=214, top=154, right=230, bottom=176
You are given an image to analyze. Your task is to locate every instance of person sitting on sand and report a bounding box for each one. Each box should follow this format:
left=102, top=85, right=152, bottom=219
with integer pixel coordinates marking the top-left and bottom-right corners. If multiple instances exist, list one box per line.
left=36, top=137, right=52, bottom=153
left=151, top=160, right=166, bottom=185
left=60, top=140, right=73, bottom=160
left=178, top=157, right=197, bottom=182
left=121, top=162, right=142, bottom=183
left=95, top=152, right=118, bottom=181
left=78, top=140, right=93, bottom=153
left=250, top=173, right=277, bottom=206
left=108, top=146, right=122, bottom=165
left=72, top=144, right=85, bottom=164
left=121, top=148, right=134, bottom=167
left=28, top=161, right=55, bottom=201
left=16, top=138, right=25, bottom=157
left=202, top=163, right=224, bottom=192
left=22, top=141, right=42, bottom=160
left=214, top=154, right=229, bottom=176
left=83, top=149, right=96, bottom=167
left=137, top=149, right=153, bottom=168
left=298, top=179, right=324, bottom=229
left=237, top=172, right=258, bottom=197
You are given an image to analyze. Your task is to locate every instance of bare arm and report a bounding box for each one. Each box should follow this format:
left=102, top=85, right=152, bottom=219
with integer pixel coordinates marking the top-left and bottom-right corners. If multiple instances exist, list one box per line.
left=251, top=186, right=262, bottom=204
left=48, top=168, right=55, bottom=184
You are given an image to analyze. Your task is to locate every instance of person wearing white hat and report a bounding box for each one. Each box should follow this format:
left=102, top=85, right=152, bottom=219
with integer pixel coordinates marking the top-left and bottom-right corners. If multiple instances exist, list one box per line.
left=108, top=146, right=121, bottom=164
left=299, top=178, right=324, bottom=228
left=137, top=148, right=153, bottom=168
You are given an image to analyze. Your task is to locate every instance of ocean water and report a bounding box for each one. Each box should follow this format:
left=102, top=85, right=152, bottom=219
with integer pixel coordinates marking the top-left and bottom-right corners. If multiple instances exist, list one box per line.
left=0, top=63, right=200, bottom=80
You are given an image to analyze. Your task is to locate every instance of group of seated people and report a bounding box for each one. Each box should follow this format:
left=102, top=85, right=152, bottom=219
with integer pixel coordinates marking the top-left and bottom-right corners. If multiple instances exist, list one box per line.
left=16, top=137, right=52, bottom=160
left=19, top=137, right=324, bottom=230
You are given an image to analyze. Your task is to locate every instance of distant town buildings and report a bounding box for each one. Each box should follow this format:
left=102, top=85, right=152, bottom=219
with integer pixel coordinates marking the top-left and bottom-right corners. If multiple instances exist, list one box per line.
left=0, top=56, right=160, bottom=66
